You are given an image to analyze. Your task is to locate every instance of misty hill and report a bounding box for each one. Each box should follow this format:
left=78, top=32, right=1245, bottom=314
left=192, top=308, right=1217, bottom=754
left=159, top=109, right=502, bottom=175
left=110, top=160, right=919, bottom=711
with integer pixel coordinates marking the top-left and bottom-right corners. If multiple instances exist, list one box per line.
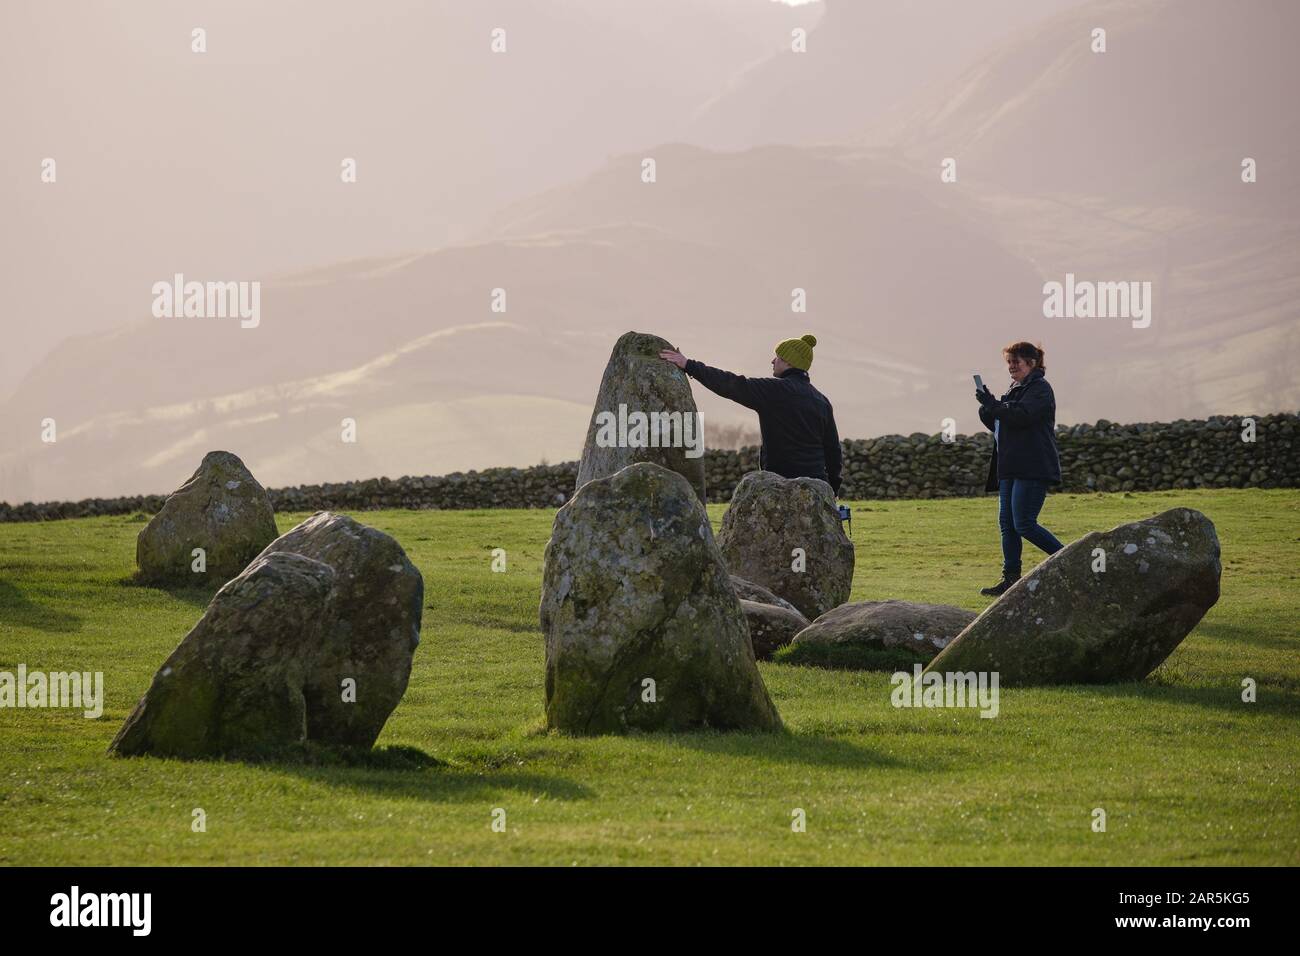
left=2, top=0, right=1295, bottom=503
left=1, top=143, right=1049, bottom=501
left=686, top=0, right=1087, bottom=148
left=872, top=0, right=1300, bottom=218
left=0, top=0, right=810, bottom=396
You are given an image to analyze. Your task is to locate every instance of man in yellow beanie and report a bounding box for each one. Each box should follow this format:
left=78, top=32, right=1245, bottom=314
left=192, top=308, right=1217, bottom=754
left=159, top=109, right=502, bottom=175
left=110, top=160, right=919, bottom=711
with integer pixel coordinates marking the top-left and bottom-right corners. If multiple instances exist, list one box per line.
left=659, top=334, right=842, bottom=494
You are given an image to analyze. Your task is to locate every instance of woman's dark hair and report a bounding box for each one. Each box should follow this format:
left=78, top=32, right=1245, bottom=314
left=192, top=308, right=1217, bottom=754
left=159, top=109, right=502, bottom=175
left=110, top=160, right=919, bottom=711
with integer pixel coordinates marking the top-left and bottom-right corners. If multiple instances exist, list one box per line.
left=1002, top=341, right=1046, bottom=372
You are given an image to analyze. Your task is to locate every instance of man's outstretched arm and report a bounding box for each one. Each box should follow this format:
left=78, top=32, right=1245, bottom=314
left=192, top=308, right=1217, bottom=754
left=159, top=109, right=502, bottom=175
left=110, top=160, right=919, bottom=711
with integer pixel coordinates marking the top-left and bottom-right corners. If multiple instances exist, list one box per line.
left=659, top=349, right=772, bottom=411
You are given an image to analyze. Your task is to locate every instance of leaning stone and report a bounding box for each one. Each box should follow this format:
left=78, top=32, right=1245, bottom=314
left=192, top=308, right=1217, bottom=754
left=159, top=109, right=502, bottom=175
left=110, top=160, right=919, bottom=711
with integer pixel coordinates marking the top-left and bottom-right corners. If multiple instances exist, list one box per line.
left=926, top=508, right=1221, bottom=685
left=112, top=512, right=424, bottom=757
left=251, top=512, right=424, bottom=747
left=109, top=552, right=335, bottom=758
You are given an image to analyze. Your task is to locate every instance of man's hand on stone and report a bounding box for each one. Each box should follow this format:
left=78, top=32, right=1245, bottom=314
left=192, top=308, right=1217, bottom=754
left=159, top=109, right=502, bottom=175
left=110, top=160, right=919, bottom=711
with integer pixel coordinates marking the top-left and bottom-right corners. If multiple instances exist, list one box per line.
left=659, top=349, right=687, bottom=370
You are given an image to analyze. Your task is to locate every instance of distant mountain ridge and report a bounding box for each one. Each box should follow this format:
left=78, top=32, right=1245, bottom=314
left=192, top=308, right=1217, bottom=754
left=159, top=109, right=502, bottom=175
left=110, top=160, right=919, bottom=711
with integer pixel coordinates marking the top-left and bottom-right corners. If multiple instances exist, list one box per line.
left=2, top=0, right=1295, bottom=502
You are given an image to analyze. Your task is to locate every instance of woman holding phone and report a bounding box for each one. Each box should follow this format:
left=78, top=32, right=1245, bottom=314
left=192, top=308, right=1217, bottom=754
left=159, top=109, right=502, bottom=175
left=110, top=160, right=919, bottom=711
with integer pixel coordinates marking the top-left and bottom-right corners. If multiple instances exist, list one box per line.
left=975, top=341, right=1064, bottom=596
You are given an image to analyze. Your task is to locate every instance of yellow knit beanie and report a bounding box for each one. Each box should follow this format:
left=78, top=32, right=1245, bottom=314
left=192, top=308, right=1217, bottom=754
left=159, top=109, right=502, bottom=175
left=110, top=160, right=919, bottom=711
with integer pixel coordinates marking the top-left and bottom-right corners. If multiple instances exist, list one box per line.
left=774, top=333, right=817, bottom=371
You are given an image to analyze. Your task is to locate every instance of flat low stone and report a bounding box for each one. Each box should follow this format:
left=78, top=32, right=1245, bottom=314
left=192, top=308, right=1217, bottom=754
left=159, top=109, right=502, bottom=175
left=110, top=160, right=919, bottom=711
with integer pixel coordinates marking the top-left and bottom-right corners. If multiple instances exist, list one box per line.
left=739, top=599, right=810, bottom=660
left=541, top=461, right=781, bottom=734
left=716, top=470, right=854, bottom=619
left=925, top=508, right=1221, bottom=685
left=576, top=331, right=706, bottom=502
left=136, top=450, right=278, bottom=586
left=730, top=575, right=800, bottom=615
left=778, top=600, right=976, bottom=670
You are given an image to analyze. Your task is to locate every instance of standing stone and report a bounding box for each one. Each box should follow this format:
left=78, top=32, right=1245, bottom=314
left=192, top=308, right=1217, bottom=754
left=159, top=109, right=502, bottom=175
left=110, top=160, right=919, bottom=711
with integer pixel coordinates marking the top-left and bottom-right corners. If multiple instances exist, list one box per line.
left=541, top=462, right=781, bottom=734
left=576, top=331, right=707, bottom=502
left=780, top=600, right=976, bottom=669
left=251, top=512, right=424, bottom=747
left=739, top=600, right=809, bottom=660
left=716, top=470, right=854, bottom=619
left=926, top=508, right=1222, bottom=685
left=136, top=450, right=278, bottom=585
left=111, top=512, right=424, bottom=758
left=109, top=552, right=336, bottom=758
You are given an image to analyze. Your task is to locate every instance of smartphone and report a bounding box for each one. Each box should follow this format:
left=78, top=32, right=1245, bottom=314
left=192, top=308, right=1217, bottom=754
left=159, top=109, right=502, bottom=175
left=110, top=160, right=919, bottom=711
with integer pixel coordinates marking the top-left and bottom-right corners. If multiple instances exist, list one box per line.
left=973, top=374, right=986, bottom=393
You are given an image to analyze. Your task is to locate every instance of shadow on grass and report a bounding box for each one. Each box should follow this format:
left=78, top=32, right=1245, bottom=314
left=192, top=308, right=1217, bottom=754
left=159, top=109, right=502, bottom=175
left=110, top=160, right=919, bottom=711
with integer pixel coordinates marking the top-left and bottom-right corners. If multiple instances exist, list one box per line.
left=1195, top=619, right=1299, bottom=652
left=0, top=580, right=83, bottom=633
left=286, top=767, right=592, bottom=803
left=524, top=714, right=926, bottom=771
left=278, top=748, right=594, bottom=802
left=445, top=608, right=539, bottom=635
left=117, top=574, right=218, bottom=609
left=649, top=728, right=918, bottom=771
left=114, top=742, right=594, bottom=803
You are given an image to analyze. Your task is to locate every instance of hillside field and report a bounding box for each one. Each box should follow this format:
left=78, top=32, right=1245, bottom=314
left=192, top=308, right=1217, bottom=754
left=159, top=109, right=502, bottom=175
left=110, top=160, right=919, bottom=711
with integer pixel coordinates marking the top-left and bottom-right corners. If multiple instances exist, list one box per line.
left=1, top=488, right=1296, bottom=865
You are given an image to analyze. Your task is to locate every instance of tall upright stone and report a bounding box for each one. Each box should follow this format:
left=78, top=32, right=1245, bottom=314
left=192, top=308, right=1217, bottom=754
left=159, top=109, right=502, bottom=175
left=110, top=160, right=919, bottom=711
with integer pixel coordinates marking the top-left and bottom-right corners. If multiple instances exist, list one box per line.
left=541, top=462, right=781, bottom=734
left=716, top=471, right=854, bottom=619
left=135, top=450, right=278, bottom=586
left=926, top=508, right=1221, bottom=685
left=576, top=331, right=706, bottom=502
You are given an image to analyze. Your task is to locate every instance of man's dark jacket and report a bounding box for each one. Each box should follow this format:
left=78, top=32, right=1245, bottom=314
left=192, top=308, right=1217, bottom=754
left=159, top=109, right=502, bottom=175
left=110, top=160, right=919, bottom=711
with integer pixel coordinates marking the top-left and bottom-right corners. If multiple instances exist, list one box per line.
left=977, top=367, right=1062, bottom=492
left=684, top=360, right=843, bottom=494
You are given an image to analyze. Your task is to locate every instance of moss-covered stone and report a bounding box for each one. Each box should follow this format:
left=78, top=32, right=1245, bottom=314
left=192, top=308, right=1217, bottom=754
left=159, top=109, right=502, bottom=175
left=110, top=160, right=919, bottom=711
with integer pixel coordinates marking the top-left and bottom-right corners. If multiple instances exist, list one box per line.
left=541, top=462, right=780, bottom=734
left=576, top=331, right=707, bottom=502
left=716, top=470, right=853, bottom=619
left=109, top=552, right=333, bottom=758
left=730, top=575, right=801, bottom=614
left=782, top=599, right=975, bottom=670
left=925, top=508, right=1221, bottom=685
left=135, top=450, right=278, bottom=586
left=111, top=512, right=423, bottom=759
left=739, top=599, right=808, bottom=660
left=250, top=511, right=424, bottom=748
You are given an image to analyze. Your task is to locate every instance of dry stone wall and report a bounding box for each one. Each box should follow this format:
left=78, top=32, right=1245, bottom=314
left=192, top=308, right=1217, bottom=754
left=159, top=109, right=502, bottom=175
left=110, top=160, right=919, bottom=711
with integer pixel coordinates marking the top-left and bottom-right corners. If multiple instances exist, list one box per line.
left=3, top=414, right=1295, bottom=521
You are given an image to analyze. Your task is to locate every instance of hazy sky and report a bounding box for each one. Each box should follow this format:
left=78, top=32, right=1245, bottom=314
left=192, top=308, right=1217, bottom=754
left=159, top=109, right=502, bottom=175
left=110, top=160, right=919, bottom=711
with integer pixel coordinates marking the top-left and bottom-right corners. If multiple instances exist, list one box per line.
left=0, top=0, right=1089, bottom=398
left=10, top=0, right=1291, bottom=504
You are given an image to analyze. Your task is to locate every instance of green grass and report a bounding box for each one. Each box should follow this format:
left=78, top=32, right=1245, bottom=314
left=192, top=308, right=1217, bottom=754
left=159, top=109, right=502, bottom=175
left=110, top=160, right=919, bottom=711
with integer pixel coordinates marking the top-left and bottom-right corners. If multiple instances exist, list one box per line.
left=1, top=488, right=1297, bottom=865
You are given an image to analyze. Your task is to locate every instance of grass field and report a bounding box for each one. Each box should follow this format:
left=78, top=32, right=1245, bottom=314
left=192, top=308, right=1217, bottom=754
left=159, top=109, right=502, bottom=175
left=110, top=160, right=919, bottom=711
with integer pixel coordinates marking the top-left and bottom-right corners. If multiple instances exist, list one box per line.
left=1, top=488, right=1297, bottom=865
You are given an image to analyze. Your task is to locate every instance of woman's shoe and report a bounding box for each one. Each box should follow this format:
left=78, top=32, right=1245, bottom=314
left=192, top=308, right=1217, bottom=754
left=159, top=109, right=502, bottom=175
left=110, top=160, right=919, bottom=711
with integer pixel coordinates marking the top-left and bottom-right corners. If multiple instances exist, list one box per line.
left=980, top=575, right=1019, bottom=597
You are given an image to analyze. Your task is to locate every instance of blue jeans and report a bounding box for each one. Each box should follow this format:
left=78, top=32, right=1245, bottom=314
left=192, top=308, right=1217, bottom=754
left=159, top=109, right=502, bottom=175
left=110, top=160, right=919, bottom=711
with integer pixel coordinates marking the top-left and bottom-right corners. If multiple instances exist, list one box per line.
left=998, top=478, right=1064, bottom=577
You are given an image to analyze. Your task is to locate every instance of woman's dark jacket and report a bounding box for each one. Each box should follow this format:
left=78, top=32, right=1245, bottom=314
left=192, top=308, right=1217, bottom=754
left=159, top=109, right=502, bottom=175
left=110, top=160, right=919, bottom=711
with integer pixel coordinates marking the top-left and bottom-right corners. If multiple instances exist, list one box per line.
left=684, top=360, right=843, bottom=494
left=977, top=368, right=1062, bottom=492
